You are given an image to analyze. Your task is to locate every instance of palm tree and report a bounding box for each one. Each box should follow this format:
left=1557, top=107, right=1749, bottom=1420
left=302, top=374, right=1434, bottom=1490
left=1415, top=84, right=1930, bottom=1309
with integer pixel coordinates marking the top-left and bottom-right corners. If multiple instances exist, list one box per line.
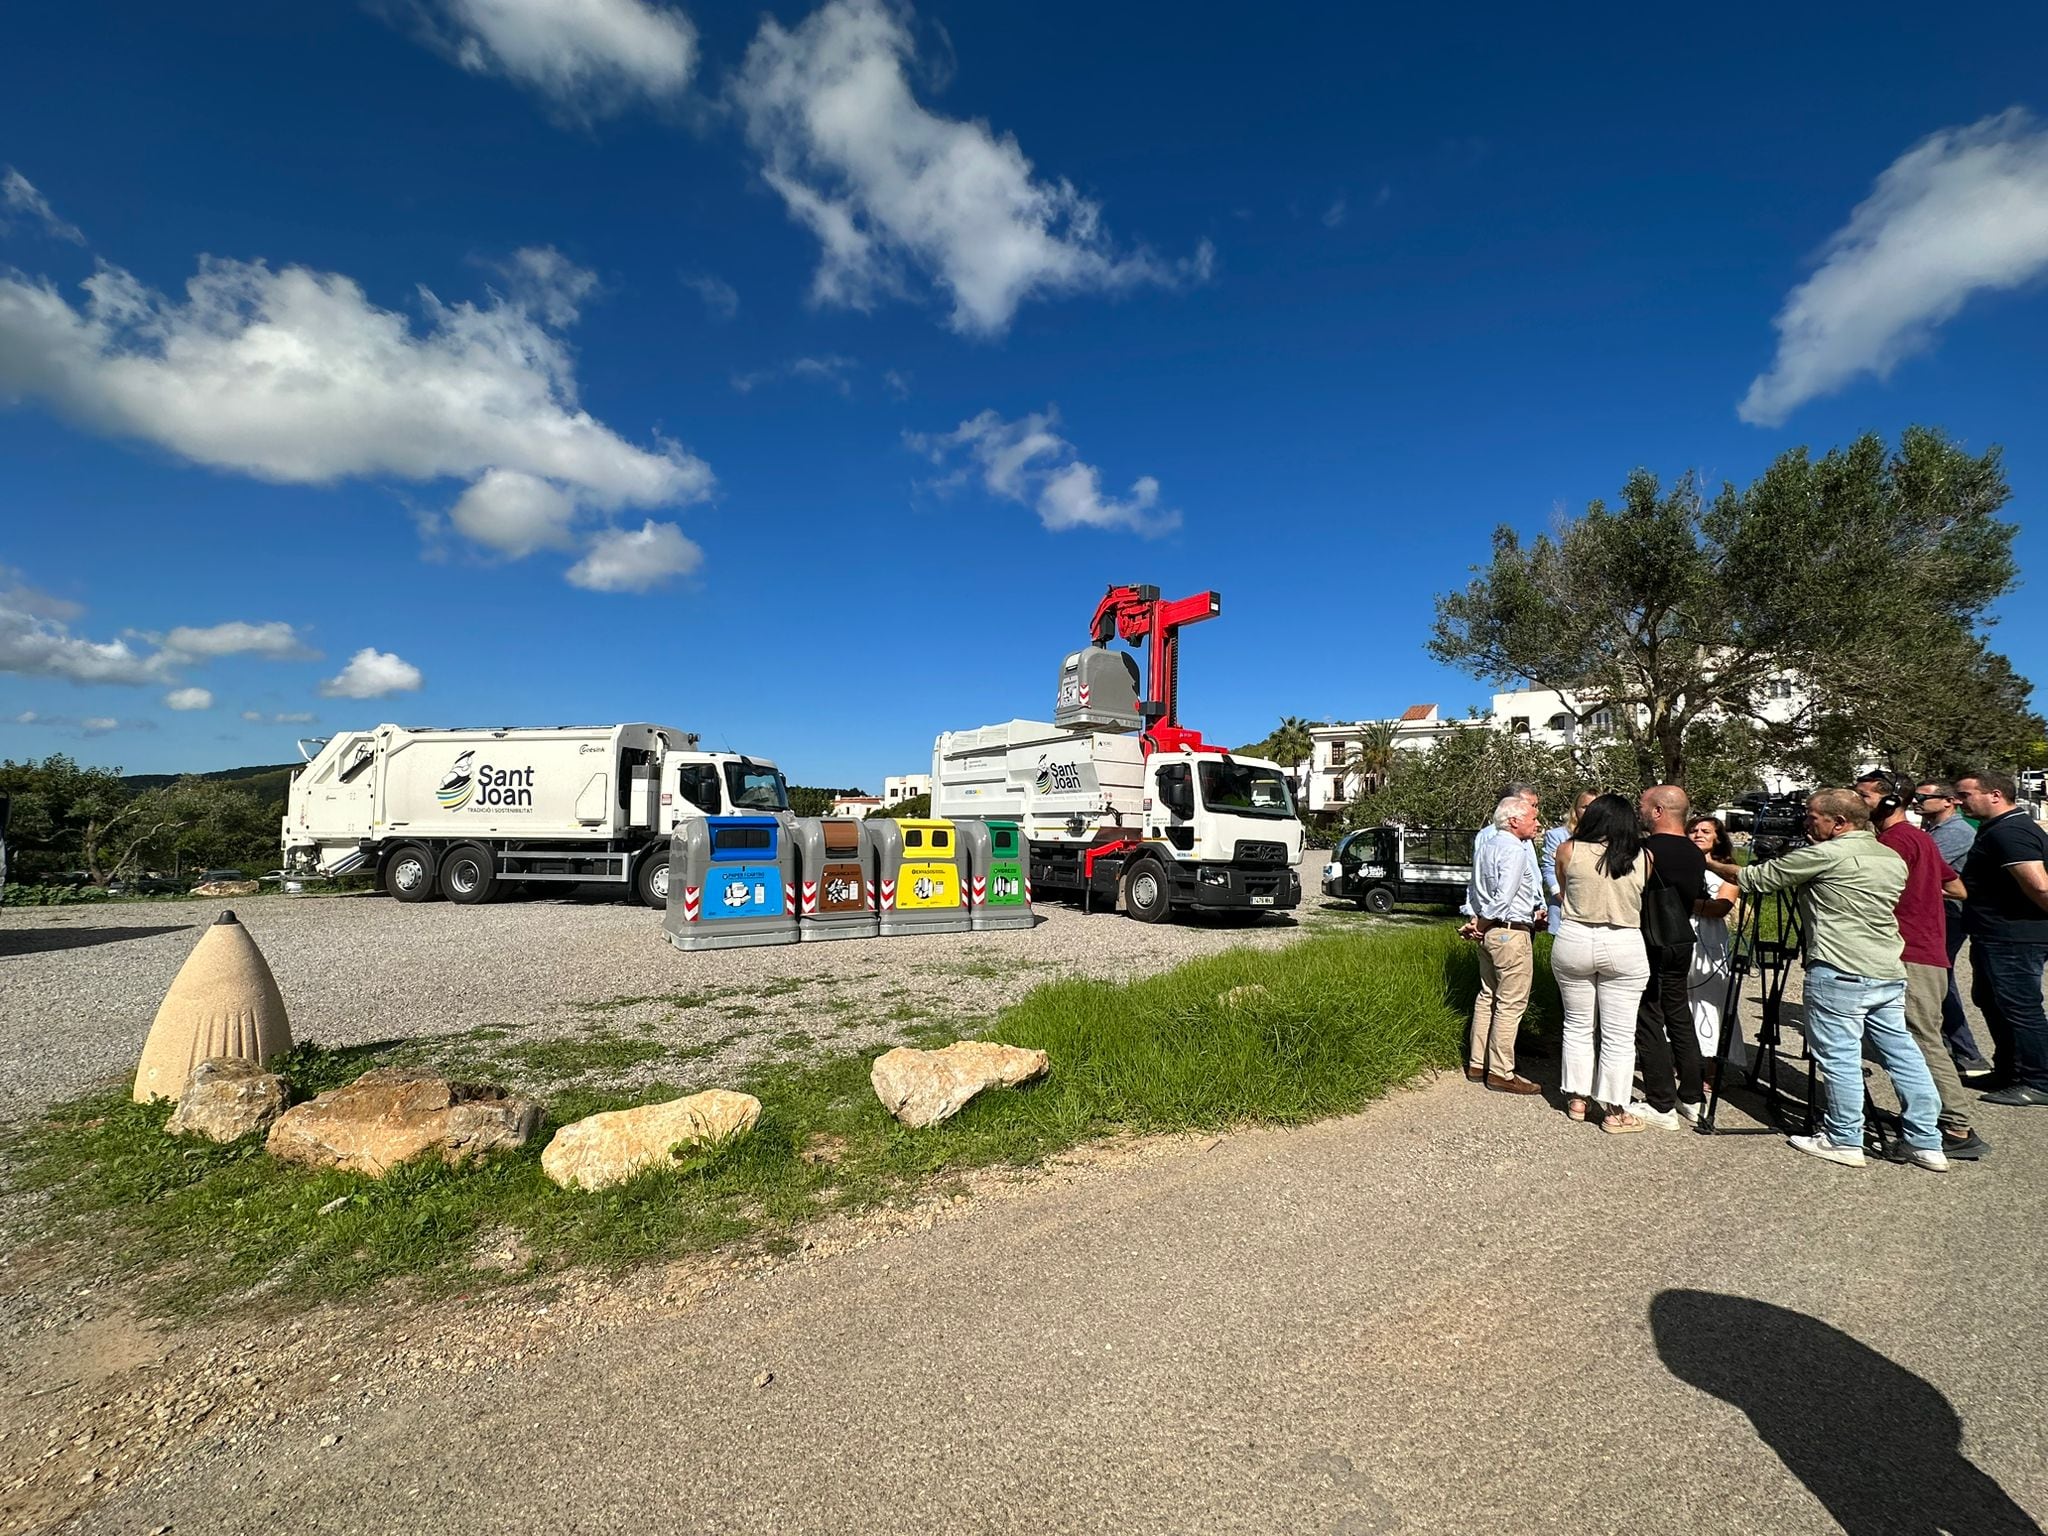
left=1267, top=715, right=1316, bottom=773
left=1354, top=719, right=1400, bottom=798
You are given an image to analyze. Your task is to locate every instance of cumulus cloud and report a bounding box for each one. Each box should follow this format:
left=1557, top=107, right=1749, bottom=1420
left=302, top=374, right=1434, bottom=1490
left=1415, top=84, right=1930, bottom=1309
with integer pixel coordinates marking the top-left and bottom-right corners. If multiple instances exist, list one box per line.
left=1740, top=108, right=2048, bottom=427
left=730, top=353, right=856, bottom=395
left=450, top=468, right=580, bottom=555
left=0, top=237, right=714, bottom=583
left=1, top=588, right=175, bottom=685
left=733, top=0, right=1211, bottom=336
left=164, top=687, right=214, bottom=711
left=414, top=0, right=697, bottom=118
left=908, top=408, right=1180, bottom=536
left=566, top=520, right=702, bottom=591
left=319, top=648, right=424, bottom=699
left=12, top=710, right=141, bottom=736
left=242, top=709, right=318, bottom=725
left=2, top=168, right=86, bottom=244
left=160, top=620, right=316, bottom=661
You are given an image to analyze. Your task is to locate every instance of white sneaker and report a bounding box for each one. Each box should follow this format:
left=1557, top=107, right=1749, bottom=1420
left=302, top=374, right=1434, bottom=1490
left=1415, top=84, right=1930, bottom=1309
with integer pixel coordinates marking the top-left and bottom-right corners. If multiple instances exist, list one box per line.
left=1630, top=1102, right=1683, bottom=1131
left=1675, top=1100, right=1704, bottom=1125
left=1903, top=1146, right=1951, bottom=1173
left=1788, top=1134, right=1867, bottom=1168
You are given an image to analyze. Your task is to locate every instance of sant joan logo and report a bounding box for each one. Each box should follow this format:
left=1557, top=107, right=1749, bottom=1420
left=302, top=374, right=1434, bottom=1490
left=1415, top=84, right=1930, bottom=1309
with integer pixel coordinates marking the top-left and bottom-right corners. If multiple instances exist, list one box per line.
left=1033, top=754, right=1083, bottom=795
left=436, top=752, right=536, bottom=811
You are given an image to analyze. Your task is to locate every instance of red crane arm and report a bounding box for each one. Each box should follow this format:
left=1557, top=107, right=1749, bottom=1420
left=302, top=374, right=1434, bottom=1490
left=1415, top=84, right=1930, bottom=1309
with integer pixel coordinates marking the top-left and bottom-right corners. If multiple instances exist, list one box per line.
left=1084, top=583, right=1221, bottom=751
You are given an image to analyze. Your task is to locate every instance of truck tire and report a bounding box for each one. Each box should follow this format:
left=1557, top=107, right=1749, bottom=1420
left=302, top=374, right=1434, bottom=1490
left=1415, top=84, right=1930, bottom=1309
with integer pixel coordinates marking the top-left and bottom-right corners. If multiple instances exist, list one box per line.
left=634, top=850, right=671, bottom=909
left=383, top=844, right=438, bottom=903
left=1362, top=885, right=1394, bottom=915
left=1122, top=858, right=1172, bottom=924
left=439, top=843, right=498, bottom=905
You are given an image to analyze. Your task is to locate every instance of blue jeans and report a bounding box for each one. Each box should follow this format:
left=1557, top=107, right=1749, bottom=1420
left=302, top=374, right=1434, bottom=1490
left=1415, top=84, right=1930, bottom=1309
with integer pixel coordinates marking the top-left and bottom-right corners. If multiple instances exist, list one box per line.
left=1969, top=938, right=2048, bottom=1091
left=1940, top=903, right=1984, bottom=1065
left=1802, top=964, right=1942, bottom=1151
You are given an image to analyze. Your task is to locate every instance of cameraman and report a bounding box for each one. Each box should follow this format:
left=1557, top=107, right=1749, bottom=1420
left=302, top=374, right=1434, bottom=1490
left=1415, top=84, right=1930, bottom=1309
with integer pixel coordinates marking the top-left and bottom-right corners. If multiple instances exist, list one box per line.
left=1704, top=789, right=1948, bottom=1171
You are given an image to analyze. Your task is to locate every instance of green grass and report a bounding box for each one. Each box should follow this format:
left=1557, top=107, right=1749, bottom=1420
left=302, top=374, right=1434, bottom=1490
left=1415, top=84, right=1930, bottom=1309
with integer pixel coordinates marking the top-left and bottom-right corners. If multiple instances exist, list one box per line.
left=3, top=924, right=1493, bottom=1318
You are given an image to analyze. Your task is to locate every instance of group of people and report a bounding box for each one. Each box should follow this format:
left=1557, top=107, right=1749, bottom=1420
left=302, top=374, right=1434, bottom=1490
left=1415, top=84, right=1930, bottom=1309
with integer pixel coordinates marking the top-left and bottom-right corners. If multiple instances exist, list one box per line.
left=1458, top=769, right=2048, bottom=1170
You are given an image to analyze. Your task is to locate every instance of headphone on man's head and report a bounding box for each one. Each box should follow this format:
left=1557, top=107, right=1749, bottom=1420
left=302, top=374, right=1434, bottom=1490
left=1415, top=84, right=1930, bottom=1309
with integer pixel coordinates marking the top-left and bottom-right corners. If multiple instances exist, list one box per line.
left=1866, top=773, right=1905, bottom=821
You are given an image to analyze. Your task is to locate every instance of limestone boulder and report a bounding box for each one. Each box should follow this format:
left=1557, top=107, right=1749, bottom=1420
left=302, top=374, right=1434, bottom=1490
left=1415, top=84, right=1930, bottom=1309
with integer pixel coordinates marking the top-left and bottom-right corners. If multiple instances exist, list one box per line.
left=191, top=879, right=261, bottom=898
left=165, top=1058, right=289, bottom=1143
left=266, top=1067, right=538, bottom=1177
left=134, top=910, right=293, bottom=1103
left=870, top=1041, right=1049, bottom=1129
left=540, top=1090, right=762, bottom=1190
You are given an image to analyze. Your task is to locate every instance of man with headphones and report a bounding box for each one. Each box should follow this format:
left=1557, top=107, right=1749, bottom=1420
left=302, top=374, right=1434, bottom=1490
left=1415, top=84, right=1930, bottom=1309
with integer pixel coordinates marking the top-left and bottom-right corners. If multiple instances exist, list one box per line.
left=1855, top=771, right=1988, bottom=1159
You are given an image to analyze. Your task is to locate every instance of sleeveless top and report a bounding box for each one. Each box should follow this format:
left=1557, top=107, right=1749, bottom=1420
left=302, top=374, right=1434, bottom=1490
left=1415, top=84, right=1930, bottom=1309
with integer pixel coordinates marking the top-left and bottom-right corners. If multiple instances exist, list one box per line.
left=1561, top=841, right=1649, bottom=928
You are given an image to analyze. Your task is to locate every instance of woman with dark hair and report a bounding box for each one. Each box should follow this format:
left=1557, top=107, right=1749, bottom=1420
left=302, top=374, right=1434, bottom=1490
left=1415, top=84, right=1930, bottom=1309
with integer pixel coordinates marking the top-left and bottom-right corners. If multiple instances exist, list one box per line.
left=1687, top=815, right=1742, bottom=1073
left=1552, top=793, right=1655, bottom=1131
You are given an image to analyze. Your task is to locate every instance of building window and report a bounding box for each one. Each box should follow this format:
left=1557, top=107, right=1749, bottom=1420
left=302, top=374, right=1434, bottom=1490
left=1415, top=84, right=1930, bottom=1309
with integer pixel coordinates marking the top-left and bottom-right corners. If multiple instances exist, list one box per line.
left=1329, top=742, right=1347, bottom=766
left=1590, top=708, right=1614, bottom=733
left=1768, top=678, right=1795, bottom=700
left=1510, top=717, right=1530, bottom=736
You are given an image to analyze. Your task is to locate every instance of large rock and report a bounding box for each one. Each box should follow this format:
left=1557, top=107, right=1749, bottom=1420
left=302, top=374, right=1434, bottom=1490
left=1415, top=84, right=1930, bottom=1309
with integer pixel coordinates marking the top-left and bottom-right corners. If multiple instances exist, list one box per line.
left=165, top=1057, right=288, bottom=1143
left=540, top=1090, right=762, bottom=1190
left=191, top=879, right=261, bottom=898
left=870, top=1041, right=1049, bottom=1129
left=266, top=1067, right=538, bottom=1177
left=134, top=910, right=293, bottom=1103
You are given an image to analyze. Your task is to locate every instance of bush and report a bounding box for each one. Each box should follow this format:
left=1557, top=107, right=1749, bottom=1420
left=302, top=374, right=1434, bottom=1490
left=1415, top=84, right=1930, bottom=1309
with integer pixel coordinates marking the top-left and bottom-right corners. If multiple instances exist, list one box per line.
left=3, top=882, right=112, bottom=906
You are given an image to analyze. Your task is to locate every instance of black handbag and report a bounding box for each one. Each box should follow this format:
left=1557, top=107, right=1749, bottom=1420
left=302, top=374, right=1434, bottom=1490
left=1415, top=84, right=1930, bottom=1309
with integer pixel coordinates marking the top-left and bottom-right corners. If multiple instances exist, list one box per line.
left=1639, top=867, right=1695, bottom=949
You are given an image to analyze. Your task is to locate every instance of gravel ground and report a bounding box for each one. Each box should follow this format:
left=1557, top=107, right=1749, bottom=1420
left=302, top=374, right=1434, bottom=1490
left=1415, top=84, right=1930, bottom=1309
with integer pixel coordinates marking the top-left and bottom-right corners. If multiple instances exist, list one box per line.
left=0, top=853, right=1339, bottom=1113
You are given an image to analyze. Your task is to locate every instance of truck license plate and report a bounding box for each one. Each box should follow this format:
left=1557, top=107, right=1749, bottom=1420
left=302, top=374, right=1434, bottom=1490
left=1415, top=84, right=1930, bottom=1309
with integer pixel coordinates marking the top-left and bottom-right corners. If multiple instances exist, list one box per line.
left=1251, top=895, right=1275, bottom=906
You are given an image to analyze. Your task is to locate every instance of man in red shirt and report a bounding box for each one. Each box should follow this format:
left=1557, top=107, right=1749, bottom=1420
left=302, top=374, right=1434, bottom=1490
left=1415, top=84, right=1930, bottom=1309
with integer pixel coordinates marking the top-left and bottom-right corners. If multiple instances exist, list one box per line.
left=1854, top=772, right=1987, bottom=1158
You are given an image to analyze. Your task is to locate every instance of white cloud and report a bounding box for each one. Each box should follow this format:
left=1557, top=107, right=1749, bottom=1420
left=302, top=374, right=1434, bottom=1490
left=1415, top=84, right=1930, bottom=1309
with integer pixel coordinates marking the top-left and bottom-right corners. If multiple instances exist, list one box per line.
left=12, top=710, right=140, bottom=736
left=319, top=648, right=424, bottom=699
left=449, top=468, right=579, bottom=556
left=0, top=589, right=175, bottom=685
left=1740, top=108, right=2048, bottom=427
left=681, top=271, right=738, bottom=321
left=908, top=408, right=1180, bottom=536
left=733, top=0, right=1211, bottom=336
left=731, top=353, right=856, bottom=395
left=416, top=0, right=697, bottom=117
left=0, top=565, right=84, bottom=622
left=566, top=520, right=702, bottom=591
left=164, top=687, right=214, bottom=711
left=160, top=620, right=316, bottom=661
left=1322, top=194, right=1347, bottom=229
left=241, top=709, right=319, bottom=724
left=0, top=245, right=713, bottom=556
left=2, top=168, right=86, bottom=245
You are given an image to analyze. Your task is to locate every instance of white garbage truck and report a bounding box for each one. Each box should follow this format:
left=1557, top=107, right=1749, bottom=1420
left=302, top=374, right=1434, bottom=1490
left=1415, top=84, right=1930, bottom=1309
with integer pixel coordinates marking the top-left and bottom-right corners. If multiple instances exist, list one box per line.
left=931, top=719, right=1302, bottom=921
left=281, top=723, right=788, bottom=908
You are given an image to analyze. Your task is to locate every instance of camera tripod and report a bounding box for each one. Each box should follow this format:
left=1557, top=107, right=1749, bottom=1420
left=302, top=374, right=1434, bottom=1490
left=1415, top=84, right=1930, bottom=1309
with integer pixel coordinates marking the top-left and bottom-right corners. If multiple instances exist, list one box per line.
left=1697, top=888, right=1903, bottom=1155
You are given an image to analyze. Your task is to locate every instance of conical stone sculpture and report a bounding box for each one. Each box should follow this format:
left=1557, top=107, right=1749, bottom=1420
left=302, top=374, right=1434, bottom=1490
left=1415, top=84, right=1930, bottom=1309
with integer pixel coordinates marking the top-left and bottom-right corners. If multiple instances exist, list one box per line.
left=133, top=911, right=293, bottom=1103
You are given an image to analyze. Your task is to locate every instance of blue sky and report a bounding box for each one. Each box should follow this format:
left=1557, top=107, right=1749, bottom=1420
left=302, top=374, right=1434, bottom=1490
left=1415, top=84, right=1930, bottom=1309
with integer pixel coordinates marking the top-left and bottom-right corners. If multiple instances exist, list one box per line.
left=4, top=0, right=2046, bottom=789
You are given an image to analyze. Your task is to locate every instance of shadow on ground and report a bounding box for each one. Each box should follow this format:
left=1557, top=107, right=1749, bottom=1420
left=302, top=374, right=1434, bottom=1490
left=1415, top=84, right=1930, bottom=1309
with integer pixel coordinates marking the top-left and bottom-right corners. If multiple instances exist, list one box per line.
left=1652, top=1289, right=2042, bottom=1535
left=0, top=925, right=191, bottom=957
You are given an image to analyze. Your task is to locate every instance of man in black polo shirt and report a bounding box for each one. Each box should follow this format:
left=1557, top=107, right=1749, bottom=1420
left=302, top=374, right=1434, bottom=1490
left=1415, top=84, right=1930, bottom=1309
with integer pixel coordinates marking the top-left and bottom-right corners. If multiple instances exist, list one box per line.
left=1955, top=770, right=2048, bottom=1106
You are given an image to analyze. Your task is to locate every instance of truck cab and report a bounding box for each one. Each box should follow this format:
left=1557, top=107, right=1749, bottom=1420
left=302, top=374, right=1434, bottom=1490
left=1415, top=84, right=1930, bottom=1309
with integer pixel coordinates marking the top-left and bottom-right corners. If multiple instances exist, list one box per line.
left=1128, top=751, right=1302, bottom=920
left=667, top=753, right=791, bottom=823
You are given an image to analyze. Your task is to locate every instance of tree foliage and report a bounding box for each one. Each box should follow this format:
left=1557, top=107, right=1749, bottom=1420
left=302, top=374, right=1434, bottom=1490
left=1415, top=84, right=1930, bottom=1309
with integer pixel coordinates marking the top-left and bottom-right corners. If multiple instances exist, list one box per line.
left=1236, top=715, right=1316, bottom=768
left=1429, top=427, right=2039, bottom=789
left=0, top=755, right=281, bottom=886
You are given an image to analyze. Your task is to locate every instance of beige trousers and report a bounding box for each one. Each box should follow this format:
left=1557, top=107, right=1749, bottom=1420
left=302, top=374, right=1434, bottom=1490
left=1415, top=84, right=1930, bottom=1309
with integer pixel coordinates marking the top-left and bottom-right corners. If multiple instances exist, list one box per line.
left=1903, top=961, right=1971, bottom=1133
left=1471, top=927, right=1535, bottom=1077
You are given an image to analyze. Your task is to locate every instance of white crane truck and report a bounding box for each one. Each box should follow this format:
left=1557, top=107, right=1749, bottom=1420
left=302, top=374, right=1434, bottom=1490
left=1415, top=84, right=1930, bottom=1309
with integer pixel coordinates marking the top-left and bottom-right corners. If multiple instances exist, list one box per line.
left=931, top=585, right=1302, bottom=923
left=281, top=723, right=788, bottom=908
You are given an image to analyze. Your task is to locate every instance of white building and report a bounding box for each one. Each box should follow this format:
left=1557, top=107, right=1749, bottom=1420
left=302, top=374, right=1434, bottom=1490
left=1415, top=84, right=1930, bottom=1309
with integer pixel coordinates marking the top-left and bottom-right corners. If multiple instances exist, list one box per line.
left=1304, top=705, right=1477, bottom=817
left=883, top=773, right=931, bottom=807
left=830, top=795, right=884, bottom=819
left=1487, top=677, right=1809, bottom=793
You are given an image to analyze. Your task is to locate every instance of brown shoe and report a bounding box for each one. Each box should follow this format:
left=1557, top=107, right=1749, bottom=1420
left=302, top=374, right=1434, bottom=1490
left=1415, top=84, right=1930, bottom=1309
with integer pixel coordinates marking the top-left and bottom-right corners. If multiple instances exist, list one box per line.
left=1486, top=1072, right=1541, bottom=1095
left=1464, top=1066, right=1486, bottom=1082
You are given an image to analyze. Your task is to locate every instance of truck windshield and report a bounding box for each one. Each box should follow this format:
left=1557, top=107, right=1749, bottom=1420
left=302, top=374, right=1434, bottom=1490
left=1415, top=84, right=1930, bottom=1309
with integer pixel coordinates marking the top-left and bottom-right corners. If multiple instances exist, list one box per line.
left=1198, top=761, right=1296, bottom=820
left=723, top=763, right=790, bottom=812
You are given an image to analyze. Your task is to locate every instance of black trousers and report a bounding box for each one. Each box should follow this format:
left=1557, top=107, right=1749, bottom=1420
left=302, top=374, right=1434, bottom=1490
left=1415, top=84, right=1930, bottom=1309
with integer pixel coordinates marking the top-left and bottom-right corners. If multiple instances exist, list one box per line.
left=1636, top=939, right=1701, bottom=1111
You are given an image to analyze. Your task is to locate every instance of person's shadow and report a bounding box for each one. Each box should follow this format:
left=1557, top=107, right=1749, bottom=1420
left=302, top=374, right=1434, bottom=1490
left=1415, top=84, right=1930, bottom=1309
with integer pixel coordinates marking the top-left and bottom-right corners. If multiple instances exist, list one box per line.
left=1651, top=1290, right=2042, bottom=1534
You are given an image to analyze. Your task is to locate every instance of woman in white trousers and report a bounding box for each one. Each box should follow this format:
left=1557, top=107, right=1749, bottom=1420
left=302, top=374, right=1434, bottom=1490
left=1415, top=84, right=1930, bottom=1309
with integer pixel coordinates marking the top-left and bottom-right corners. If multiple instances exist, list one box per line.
left=1551, top=794, right=1655, bottom=1133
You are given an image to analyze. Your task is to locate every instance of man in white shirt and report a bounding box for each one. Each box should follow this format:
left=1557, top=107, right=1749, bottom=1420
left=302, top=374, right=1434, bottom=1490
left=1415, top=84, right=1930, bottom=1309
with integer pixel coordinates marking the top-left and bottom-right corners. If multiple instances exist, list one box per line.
left=1460, top=793, right=1546, bottom=1093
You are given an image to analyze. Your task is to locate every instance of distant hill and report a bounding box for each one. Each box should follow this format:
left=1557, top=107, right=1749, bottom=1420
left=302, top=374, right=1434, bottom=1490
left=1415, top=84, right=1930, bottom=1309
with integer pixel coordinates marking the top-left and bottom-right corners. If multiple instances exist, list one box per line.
left=122, top=763, right=299, bottom=802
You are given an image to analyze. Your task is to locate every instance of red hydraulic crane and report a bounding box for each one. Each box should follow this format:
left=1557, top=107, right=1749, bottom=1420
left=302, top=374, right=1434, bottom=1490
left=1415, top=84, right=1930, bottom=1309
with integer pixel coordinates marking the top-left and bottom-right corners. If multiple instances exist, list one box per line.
left=1084, top=583, right=1223, bottom=757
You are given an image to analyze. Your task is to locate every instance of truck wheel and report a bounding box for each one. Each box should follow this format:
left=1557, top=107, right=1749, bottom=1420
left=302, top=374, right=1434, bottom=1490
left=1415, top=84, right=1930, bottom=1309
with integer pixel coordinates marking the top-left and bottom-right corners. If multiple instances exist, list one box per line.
left=634, top=851, right=671, bottom=909
left=1123, top=859, right=1172, bottom=924
left=440, top=843, right=498, bottom=904
left=1362, top=885, right=1394, bottom=914
left=384, top=844, right=438, bottom=903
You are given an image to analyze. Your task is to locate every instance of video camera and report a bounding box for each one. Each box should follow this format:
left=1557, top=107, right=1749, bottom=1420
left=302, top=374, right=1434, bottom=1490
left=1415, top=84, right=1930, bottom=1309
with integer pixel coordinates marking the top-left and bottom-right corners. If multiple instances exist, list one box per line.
left=1748, top=792, right=1810, bottom=861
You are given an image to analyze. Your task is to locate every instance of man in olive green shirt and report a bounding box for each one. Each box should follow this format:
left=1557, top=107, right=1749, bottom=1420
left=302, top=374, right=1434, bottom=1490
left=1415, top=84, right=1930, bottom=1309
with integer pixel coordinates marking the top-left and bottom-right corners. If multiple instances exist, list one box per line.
left=1705, top=789, right=1946, bottom=1171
